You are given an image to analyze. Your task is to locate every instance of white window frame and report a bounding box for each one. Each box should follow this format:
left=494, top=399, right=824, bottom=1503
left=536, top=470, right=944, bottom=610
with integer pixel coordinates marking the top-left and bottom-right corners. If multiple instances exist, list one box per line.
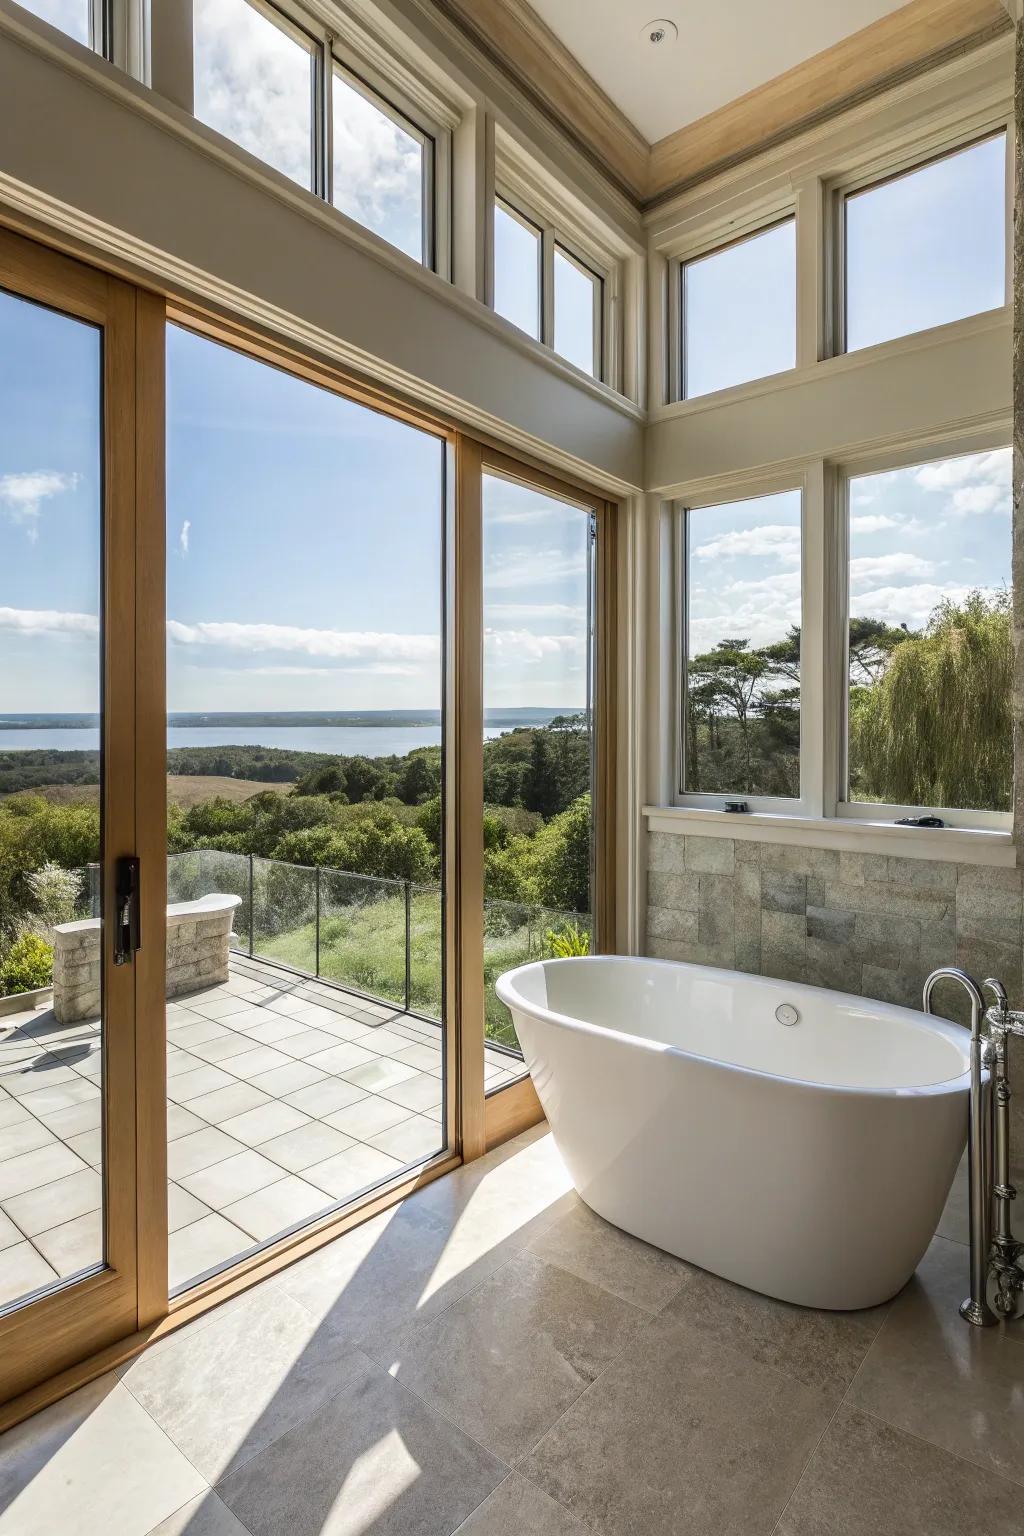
left=491, top=144, right=621, bottom=388
left=670, top=210, right=798, bottom=404
left=492, top=183, right=609, bottom=380
left=831, top=429, right=1013, bottom=833
left=673, top=470, right=814, bottom=818
left=829, top=119, right=1013, bottom=359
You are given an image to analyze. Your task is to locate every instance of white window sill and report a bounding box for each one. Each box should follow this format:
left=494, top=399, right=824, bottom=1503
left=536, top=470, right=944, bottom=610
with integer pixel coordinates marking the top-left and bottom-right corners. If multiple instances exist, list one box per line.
left=642, top=805, right=1017, bottom=867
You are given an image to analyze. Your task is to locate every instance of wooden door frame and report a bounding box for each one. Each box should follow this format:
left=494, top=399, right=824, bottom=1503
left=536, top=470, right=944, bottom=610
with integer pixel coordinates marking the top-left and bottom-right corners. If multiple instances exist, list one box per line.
left=0, top=228, right=167, bottom=1405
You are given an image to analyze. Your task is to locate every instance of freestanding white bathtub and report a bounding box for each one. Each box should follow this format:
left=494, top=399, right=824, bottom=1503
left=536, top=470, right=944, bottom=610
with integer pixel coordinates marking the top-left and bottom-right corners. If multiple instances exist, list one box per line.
left=495, top=955, right=972, bottom=1310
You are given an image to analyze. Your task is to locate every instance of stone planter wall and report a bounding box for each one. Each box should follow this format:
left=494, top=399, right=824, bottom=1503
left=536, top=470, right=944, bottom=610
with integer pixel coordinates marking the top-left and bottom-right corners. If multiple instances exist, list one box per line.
left=52, top=894, right=241, bottom=1024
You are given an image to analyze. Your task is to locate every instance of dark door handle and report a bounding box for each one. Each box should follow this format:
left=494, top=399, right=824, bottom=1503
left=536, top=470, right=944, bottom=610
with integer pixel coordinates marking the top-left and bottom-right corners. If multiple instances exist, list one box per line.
left=113, top=856, right=141, bottom=965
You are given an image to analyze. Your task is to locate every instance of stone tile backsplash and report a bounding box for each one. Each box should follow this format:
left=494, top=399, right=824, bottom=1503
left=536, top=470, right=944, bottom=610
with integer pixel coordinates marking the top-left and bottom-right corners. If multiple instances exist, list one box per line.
left=646, top=832, right=1024, bottom=1156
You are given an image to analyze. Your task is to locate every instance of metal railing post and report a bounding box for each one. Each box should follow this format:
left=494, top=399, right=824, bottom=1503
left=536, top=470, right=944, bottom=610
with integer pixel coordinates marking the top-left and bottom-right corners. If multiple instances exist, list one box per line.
left=404, top=880, right=412, bottom=1013
left=248, top=853, right=254, bottom=959
left=315, top=866, right=321, bottom=978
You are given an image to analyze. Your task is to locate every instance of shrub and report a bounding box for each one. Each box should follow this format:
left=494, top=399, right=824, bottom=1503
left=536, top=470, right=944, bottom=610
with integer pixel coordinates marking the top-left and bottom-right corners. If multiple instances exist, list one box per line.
left=25, top=861, right=83, bottom=938
left=0, top=932, right=53, bottom=995
left=546, top=920, right=591, bottom=959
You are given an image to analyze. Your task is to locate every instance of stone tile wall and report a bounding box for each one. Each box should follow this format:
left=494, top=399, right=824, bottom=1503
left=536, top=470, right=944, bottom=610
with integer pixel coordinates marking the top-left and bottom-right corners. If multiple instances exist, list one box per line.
left=645, top=831, right=1024, bottom=1154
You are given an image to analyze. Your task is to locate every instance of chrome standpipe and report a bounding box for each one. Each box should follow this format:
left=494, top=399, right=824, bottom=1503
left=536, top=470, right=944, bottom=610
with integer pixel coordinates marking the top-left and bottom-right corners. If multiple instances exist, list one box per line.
left=981, top=980, right=1024, bottom=1322
left=922, top=968, right=995, bottom=1327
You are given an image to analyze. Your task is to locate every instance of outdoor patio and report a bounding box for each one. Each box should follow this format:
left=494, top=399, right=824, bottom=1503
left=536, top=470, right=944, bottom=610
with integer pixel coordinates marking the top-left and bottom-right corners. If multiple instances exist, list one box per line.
left=0, top=955, right=524, bottom=1305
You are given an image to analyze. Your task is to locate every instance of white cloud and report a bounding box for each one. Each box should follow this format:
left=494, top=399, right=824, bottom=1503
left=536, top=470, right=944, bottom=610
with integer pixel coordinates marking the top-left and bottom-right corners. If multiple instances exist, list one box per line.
left=486, top=601, right=586, bottom=622
left=166, top=618, right=439, bottom=663
left=691, top=524, right=801, bottom=566
left=850, top=582, right=1004, bottom=630
left=0, top=605, right=98, bottom=637
left=913, top=447, right=1011, bottom=517
left=0, top=471, right=80, bottom=541
left=179, top=519, right=191, bottom=557
left=851, top=513, right=901, bottom=534
left=484, top=549, right=587, bottom=590
left=485, top=628, right=585, bottom=663
left=849, top=553, right=934, bottom=588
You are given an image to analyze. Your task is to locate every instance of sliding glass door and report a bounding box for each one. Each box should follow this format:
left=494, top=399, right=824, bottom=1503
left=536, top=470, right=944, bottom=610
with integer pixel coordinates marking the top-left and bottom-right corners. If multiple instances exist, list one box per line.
left=163, top=324, right=450, bottom=1293
left=480, top=469, right=597, bottom=1086
left=0, top=231, right=164, bottom=1405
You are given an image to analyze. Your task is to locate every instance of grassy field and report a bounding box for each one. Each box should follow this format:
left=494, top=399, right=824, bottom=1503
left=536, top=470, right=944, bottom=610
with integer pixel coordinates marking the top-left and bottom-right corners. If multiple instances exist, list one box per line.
left=252, top=888, right=580, bottom=1051
left=16, top=776, right=288, bottom=808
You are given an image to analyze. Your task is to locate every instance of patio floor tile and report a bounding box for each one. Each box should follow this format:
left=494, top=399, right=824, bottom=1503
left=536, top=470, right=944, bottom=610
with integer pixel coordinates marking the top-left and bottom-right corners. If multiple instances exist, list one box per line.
left=0, top=1141, right=88, bottom=1201
left=221, top=1174, right=333, bottom=1242
left=258, top=1120, right=354, bottom=1173
left=324, top=1095, right=413, bottom=1142
left=32, top=1208, right=103, bottom=1278
left=169, top=1213, right=255, bottom=1292
left=168, top=1127, right=247, bottom=1181
left=218, top=1101, right=311, bottom=1147
left=4, top=1168, right=103, bottom=1237
left=283, top=1078, right=368, bottom=1118
left=180, top=1149, right=285, bottom=1210
left=302, top=1143, right=404, bottom=1202
left=0, top=1240, right=57, bottom=1306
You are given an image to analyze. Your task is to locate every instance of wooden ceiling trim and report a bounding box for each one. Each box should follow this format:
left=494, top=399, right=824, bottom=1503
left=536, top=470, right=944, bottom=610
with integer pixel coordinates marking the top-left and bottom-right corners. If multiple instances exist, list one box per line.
left=429, top=1, right=1011, bottom=209
left=646, top=0, right=1011, bottom=202
left=433, top=0, right=649, bottom=197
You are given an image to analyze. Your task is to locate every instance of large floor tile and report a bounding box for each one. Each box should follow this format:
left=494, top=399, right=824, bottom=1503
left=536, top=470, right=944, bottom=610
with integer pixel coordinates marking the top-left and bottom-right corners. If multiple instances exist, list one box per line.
left=145, top=1490, right=251, bottom=1536
left=4, top=1167, right=102, bottom=1237
left=452, top=1472, right=586, bottom=1534
left=848, top=1236, right=1024, bottom=1486
left=124, top=1286, right=359, bottom=1483
left=32, top=1208, right=103, bottom=1278
left=369, top=1114, right=444, bottom=1165
left=284, top=1078, right=367, bottom=1118
left=258, top=1119, right=354, bottom=1173
left=0, top=1240, right=58, bottom=1306
left=221, top=1174, right=332, bottom=1242
left=180, top=1149, right=285, bottom=1210
left=302, top=1142, right=404, bottom=1201
left=378, top=1071, right=443, bottom=1112
left=216, top=1350, right=505, bottom=1536
left=528, top=1201, right=693, bottom=1314
left=776, top=1404, right=1023, bottom=1534
left=168, top=1127, right=247, bottom=1182
left=0, top=1376, right=205, bottom=1536
left=168, top=1212, right=253, bottom=1292
left=376, top=1250, right=652, bottom=1462
left=168, top=1064, right=239, bottom=1105
left=184, top=1082, right=271, bottom=1126
left=521, top=1309, right=834, bottom=1536
left=0, top=1140, right=87, bottom=1200
left=0, top=1114, right=58, bottom=1159
left=325, top=1095, right=412, bottom=1141
left=657, top=1264, right=889, bottom=1398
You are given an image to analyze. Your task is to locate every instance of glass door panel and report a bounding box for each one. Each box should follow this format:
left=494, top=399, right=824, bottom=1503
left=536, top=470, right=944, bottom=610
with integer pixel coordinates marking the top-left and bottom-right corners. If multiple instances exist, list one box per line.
left=0, top=287, right=104, bottom=1311
left=0, top=232, right=149, bottom=1407
left=164, top=325, right=448, bottom=1293
left=481, top=472, right=595, bottom=1090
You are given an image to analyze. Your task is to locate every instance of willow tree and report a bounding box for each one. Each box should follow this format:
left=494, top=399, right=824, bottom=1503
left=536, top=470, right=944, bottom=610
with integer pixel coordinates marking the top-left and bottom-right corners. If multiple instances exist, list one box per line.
left=851, top=591, right=1012, bottom=811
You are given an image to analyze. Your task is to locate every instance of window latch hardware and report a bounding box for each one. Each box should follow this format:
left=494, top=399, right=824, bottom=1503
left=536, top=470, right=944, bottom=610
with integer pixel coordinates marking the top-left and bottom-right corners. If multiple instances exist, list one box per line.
left=723, top=801, right=749, bottom=814
left=895, top=815, right=945, bottom=828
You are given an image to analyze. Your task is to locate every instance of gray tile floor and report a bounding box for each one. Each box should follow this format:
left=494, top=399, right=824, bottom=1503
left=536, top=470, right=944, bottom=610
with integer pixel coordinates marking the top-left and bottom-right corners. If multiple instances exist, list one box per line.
left=0, top=956, right=524, bottom=1304
left=0, top=1126, right=1021, bottom=1534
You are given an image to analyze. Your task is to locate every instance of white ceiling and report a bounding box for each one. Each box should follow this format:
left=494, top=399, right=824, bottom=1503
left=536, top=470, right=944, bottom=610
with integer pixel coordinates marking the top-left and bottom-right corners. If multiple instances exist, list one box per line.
left=528, top=0, right=911, bottom=143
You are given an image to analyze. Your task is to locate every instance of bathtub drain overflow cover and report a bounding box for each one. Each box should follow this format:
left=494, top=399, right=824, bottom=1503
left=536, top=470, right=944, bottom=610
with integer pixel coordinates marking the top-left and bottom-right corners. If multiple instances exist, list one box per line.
left=775, top=1003, right=800, bottom=1027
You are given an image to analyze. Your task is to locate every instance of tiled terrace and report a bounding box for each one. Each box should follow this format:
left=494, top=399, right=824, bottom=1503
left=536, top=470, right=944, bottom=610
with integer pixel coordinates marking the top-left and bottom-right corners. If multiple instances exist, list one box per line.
left=0, top=956, right=524, bottom=1305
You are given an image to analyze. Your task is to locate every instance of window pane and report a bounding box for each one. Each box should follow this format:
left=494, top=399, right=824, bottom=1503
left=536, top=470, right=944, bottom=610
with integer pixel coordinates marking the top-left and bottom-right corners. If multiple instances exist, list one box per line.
left=194, top=0, right=314, bottom=190
left=0, top=288, right=105, bottom=1309
left=846, top=448, right=1011, bottom=812
left=684, top=220, right=795, bottom=398
left=165, top=325, right=447, bottom=1291
left=845, top=135, right=1005, bottom=352
left=482, top=475, right=594, bottom=1073
left=332, top=72, right=424, bottom=262
left=554, top=247, right=598, bottom=376
left=494, top=202, right=541, bottom=340
left=684, top=490, right=801, bottom=797
left=16, top=0, right=90, bottom=45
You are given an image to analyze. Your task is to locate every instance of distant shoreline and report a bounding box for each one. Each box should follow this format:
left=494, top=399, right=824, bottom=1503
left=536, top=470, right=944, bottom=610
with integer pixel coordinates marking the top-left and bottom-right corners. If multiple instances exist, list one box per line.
left=0, top=708, right=576, bottom=731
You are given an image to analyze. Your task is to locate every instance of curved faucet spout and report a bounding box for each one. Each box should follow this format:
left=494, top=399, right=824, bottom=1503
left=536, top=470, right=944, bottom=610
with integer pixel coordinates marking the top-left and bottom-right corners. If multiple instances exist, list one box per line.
left=922, top=966, right=984, bottom=1041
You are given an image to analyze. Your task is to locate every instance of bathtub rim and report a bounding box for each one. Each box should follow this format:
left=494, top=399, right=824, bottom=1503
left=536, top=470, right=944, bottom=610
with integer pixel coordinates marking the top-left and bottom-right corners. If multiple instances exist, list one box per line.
left=495, top=954, right=973, bottom=1101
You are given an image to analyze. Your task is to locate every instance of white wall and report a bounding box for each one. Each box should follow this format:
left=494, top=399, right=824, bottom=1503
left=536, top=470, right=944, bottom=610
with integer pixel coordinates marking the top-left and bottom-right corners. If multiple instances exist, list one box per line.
left=0, top=22, right=644, bottom=492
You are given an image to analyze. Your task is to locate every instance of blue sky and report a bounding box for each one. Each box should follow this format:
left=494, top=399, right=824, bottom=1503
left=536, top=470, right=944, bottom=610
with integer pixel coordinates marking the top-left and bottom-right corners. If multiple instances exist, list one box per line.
left=0, top=315, right=590, bottom=714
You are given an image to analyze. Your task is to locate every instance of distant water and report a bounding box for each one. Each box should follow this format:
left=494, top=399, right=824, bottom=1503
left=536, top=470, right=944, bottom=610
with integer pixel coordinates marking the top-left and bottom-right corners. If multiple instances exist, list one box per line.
left=0, top=725, right=509, bottom=756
